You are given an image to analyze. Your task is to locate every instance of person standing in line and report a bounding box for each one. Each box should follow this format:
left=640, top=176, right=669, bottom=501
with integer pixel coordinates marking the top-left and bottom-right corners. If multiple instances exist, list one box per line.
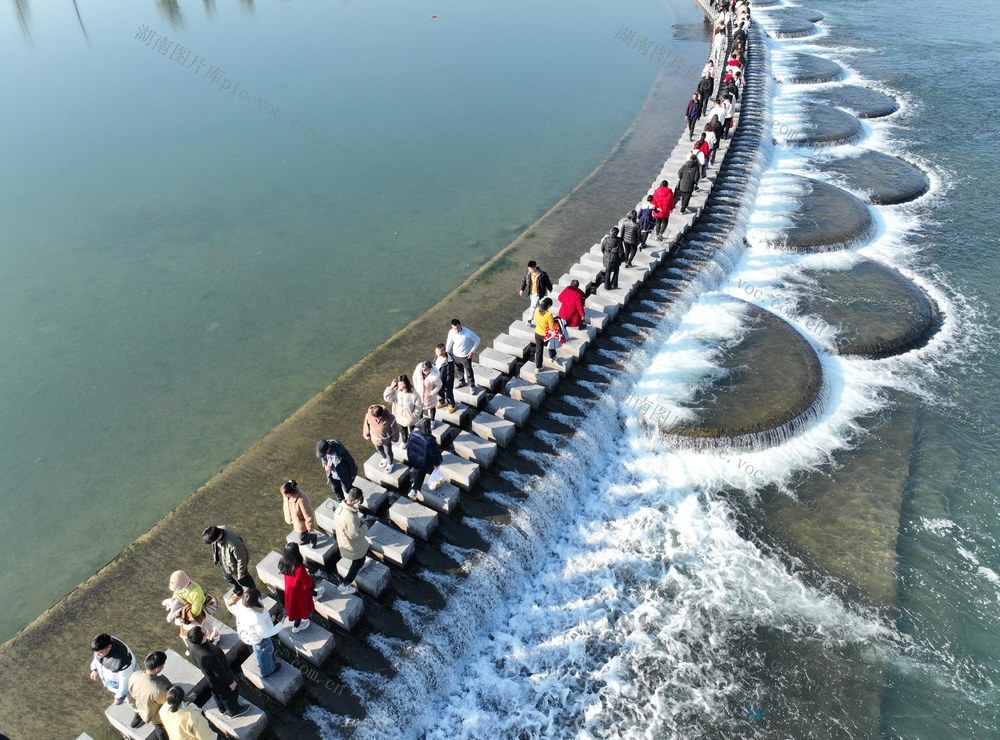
left=185, top=626, right=249, bottom=717
left=433, top=343, right=456, bottom=414
left=201, top=525, right=255, bottom=606
left=89, top=633, right=136, bottom=706
left=532, top=297, right=560, bottom=370
left=697, top=71, right=715, bottom=119
left=405, top=418, right=443, bottom=500
left=722, top=94, right=735, bottom=139
left=706, top=114, right=724, bottom=160
left=703, top=123, right=719, bottom=167
left=412, top=360, right=443, bottom=420
left=601, top=227, right=623, bottom=291
left=127, top=651, right=171, bottom=739
left=280, top=479, right=318, bottom=547
left=620, top=210, right=642, bottom=268
left=557, top=279, right=587, bottom=329
left=159, top=685, right=214, bottom=740
left=652, top=180, right=675, bottom=242
left=445, top=319, right=480, bottom=389
left=333, top=487, right=370, bottom=591
left=361, top=404, right=399, bottom=471
left=693, top=133, right=711, bottom=179
left=165, top=571, right=221, bottom=642
left=677, top=154, right=701, bottom=214
left=707, top=98, right=726, bottom=131
left=277, top=542, right=324, bottom=633
left=383, top=374, right=422, bottom=444
left=518, top=261, right=553, bottom=324
left=315, top=438, right=358, bottom=503
left=229, top=588, right=284, bottom=678
left=685, top=92, right=701, bottom=140
left=637, top=194, right=656, bottom=249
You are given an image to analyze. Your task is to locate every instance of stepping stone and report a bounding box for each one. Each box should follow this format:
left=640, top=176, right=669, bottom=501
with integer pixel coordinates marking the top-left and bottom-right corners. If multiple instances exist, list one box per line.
left=519, top=365, right=560, bottom=392
left=601, top=286, right=633, bottom=305
left=454, top=384, right=487, bottom=409
left=471, top=362, right=505, bottom=391
left=367, top=521, right=416, bottom=568
left=77, top=735, right=96, bottom=740
left=347, top=478, right=390, bottom=514
left=567, top=324, right=598, bottom=343
left=429, top=419, right=459, bottom=446
left=581, top=252, right=604, bottom=269
left=335, top=556, right=391, bottom=597
left=214, top=622, right=246, bottom=665
left=478, top=347, right=518, bottom=375
left=204, top=697, right=268, bottom=740
left=544, top=354, right=573, bottom=375
left=224, top=590, right=281, bottom=620
left=433, top=407, right=473, bottom=436
left=285, top=531, right=338, bottom=568
left=275, top=620, right=335, bottom=667
left=242, top=653, right=304, bottom=705
left=162, top=649, right=207, bottom=699
left=504, top=377, right=546, bottom=410
left=508, top=320, right=537, bottom=343
left=494, top=333, right=531, bottom=359
left=364, top=453, right=411, bottom=491
left=557, top=335, right=589, bottom=361
left=254, top=551, right=284, bottom=594
left=105, top=701, right=157, bottom=739
left=586, top=293, right=622, bottom=320
left=312, top=580, right=365, bottom=631
left=470, top=411, right=516, bottom=447
left=452, top=430, right=499, bottom=468
left=390, top=441, right=410, bottom=466
left=486, top=394, right=532, bottom=427
left=569, top=263, right=601, bottom=284
left=440, top=450, right=482, bottom=489
left=411, top=479, right=461, bottom=515
left=389, top=499, right=439, bottom=540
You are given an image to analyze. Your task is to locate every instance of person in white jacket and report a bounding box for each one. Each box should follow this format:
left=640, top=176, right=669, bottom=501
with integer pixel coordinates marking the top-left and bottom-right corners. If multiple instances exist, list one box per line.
left=412, top=360, right=443, bottom=418
left=89, top=633, right=136, bottom=705
left=229, top=589, right=285, bottom=677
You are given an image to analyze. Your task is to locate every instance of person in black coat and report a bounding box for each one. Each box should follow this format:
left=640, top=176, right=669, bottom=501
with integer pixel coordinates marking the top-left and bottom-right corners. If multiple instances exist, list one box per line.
left=697, top=73, right=715, bottom=120
left=405, top=418, right=443, bottom=499
left=676, top=155, right=701, bottom=214
left=316, top=439, right=358, bottom=502
left=186, top=626, right=249, bottom=717
left=620, top=211, right=642, bottom=268
left=519, top=261, right=554, bottom=323
left=601, top=227, right=623, bottom=290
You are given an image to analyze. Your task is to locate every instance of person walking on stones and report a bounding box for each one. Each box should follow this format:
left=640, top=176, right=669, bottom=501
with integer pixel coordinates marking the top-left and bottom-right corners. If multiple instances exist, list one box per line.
left=697, top=71, right=715, bottom=119
left=277, top=542, right=324, bottom=633
left=652, top=180, right=675, bottom=242
left=165, top=570, right=221, bottom=642
left=620, top=210, right=642, bottom=268
left=127, top=651, right=171, bottom=739
left=406, top=418, right=443, bottom=500
left=677, top=154, right=701, bottom=214
left=445, top=319, right=480, bottom=389
left=533, top=297, right=560, bottom=370
left=159, top=685, right=214, bottom=740
left=704, top=121, right=719, bottom=166
left=433, top=343, right=457, bottom=414
left=185, top=626, right=249, bottom=717
left=518, top=261, right=553, bottom=323
left=722, top=94, right=735, bottom=139
left=694, top=133, right=711, bottom=179
left=316, top=438, right=357, bottom=503
left=706, top=114, right=724, bottom=162
left=362, top=404, right=399, bottom=472
left=637, top=194, right=656, bottom=249
left=557, top=279, right=587, bottom=329
left=334, top=487, right=370, bottom=592
left=229, top=588, right=284, bottom=678
left=383, top=373, right=422, bottom=444
left=89, top=633, right=136, bottom=706
left=281, top=479, right=319, bottom=547
left=601, top=227, right=623, bottom=291
left=202, top=525, right=255, bottom=606
left=412, top=359, right=443, bottom=420
left=685, top=92, right=701, bottom=140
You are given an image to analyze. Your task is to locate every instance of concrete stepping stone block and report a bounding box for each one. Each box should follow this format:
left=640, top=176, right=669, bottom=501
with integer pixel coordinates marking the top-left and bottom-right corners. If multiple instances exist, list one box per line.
left=544, top=353, right=574, bottom=375
left=76, top=735, right=96, bottom=740
left=105, top=700, right=158, bottom=740
left=493, top=333, right=531, bottom=359
left=411, top=479, right=461, bottom=515
left=335, top=556, right=391, bottom=597
left=241, top=653, right=304, bottom=705
left=275, top=620, right=334, bottom=667
left=367, top=521, right=416, bottom=567
left=478, top=347, right=518, bottom=375
left=429, top=419, right=459, bottom=446
left=470, top=411, right=516, bottom=447
left=569, top=263, right=600, bottom=283
left=581, top=252, right=604, bottom=269
left=438, top=450, right=482, bottom=490
left=346, top=478, right=390, bottom=514
left=471, top=361, right=505, bottom=391
left=519, top=365, right=561, bottom=391
left=285, top=531, right=339, bottom=568
left=486, top=394, right=532, bottom=427
left=583, top=307, right=610, bottom=332
left=557, top=336, right=589, bottom=361
left=586, top=294, right=622, bottom=320
left=567, top=324, right=598, bottom=343
left=203, top=697, right=268, bottom=740
left=254, top=551, right=284, bottom=594
left=224, top=590, right=281, bottom=620
left=452, top=430, right=499, bottom=468
left=508, top=320, right=537, bottom=343
left=214, top=622, right=245, bottom=665
left=453, top=384, right=487, bottom=409
left=162, top=649, right=207, bottom=699
left=504, top=377, right=546, bottom=410
left=364, top=452, right=411, bottom=491
left=437, top=402, right=475, bottom=428
left=312, top=580, right=365, bottom=631
left=389, top=499, right=439, bottom=540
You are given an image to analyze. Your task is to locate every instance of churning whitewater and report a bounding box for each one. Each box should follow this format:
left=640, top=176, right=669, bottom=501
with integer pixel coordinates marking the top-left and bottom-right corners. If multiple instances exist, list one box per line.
left=298, top=5, right=985, bottom=739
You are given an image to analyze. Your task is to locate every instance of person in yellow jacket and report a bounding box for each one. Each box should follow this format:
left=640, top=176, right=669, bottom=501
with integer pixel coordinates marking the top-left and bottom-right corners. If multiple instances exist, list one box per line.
left=533, top=297, right=559, bottom=370
left=164, top=571, right=220, bottom=642
left=158, top=686, right=215, bottom=740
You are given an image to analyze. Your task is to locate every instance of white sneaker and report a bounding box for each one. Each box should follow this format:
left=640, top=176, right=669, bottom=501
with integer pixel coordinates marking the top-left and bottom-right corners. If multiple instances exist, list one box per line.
left=407, top=490, right=418, bottom=500
left=291, top=619, right=310, bottom=633
left=385, top=462, right=395, bottom=473
left=378, top=459, right=388, bottom=469
left=313, top=586, right=325, bottom=600
left=338, top=583, right=357, bottom=594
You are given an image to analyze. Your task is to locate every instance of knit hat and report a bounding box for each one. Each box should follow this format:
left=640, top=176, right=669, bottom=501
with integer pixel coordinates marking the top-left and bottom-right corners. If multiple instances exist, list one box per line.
left=168, top=570, right=191, bottom=591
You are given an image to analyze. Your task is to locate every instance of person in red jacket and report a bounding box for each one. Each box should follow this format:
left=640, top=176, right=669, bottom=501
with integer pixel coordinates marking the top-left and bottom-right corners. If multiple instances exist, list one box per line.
left=557, top=280, right=587, bottom=328
left=277, top=543, right=323, bottom=633
left=651, top=180, right=675, bottom=242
